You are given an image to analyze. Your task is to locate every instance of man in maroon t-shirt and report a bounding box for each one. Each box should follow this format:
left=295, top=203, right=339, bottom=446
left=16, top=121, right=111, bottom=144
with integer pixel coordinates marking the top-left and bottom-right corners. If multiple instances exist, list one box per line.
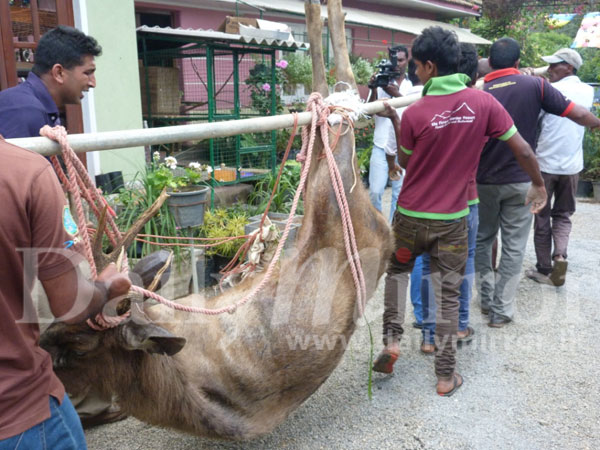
left=372, top=27, right=547, bottom=397
left=0, top=138, right=131, bottom=447
left=475, top=38, right=600, bottom=327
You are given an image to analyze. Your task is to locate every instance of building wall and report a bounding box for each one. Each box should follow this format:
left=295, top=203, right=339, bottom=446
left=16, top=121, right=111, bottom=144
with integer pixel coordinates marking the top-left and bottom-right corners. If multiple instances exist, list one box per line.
left=82, top=0, right=145, bottom=180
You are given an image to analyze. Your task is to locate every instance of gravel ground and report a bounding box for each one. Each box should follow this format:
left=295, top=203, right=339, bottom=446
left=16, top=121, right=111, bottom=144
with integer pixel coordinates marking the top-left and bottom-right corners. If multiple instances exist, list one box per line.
left=86, top=191, right=600, bottom=450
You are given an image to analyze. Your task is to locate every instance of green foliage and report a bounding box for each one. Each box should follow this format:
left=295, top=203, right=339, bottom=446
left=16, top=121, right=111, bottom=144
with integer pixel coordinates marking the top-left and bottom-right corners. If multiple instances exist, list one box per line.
left=198, top=208, right=249, bottom=257
left=114, top=171, right=182, bottom=263
left=248, top=160, right=303, bottom=214
left=523, top=32, right=573, bottom=67
left=283, top=52, right=313, bottom=89
left=245, top=62, right=285, bottom=115
left=350, top=55, right=376, bottom=86
left=577, top=48, right=600, bottom=83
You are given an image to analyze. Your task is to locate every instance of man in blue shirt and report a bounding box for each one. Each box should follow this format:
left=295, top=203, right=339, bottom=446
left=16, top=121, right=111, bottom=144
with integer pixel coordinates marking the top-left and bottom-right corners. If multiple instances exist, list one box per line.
left=0, top=25, right=125, bottom=428
left=0, top=25, right=101, bottom=138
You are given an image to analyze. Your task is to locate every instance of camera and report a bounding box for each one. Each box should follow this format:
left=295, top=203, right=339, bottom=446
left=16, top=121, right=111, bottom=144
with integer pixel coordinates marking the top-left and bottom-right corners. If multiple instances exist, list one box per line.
left=368, top=47, right=403, bottom=88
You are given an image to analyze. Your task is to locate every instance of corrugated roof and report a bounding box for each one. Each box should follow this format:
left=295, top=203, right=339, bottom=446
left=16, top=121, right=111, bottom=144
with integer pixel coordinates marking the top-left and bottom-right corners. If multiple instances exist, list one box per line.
left=136, top=25, right=310, bottom=50
left=217, top=0, right=490, bottom=45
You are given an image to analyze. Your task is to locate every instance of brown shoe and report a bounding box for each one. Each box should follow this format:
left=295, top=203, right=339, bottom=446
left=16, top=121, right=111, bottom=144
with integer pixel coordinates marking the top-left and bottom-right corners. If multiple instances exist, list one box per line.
left=80, top=408, right=128, bottom=429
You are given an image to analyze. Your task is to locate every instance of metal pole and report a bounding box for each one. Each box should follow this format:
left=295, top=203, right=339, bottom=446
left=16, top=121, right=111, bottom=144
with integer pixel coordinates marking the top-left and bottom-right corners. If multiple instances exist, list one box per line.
left=8, top=67, right=549, bottom=156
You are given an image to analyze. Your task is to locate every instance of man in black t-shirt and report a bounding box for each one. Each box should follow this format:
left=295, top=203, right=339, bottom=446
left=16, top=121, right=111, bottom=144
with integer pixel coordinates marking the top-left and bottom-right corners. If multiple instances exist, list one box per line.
left=475, top=38, right=600, bottom=328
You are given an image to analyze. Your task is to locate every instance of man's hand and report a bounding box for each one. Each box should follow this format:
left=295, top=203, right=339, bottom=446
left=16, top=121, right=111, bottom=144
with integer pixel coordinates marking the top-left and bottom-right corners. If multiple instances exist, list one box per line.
left=377, top=101, right=398, bottom=120
left=388, top=163, right=403, bottom=181
left=368, top=72, right=378, bottom=89
left=525, top=184, right=547, bottom=214
left=97, top=263, right=132, bottom=301
left=382, top=83, right=400, bottom=97
left=519, top=67, right=535, bottom=76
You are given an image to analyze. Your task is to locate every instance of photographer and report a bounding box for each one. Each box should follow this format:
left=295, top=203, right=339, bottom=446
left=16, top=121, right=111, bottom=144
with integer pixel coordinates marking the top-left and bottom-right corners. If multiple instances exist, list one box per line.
left=367, top=45, right=413, bottom=223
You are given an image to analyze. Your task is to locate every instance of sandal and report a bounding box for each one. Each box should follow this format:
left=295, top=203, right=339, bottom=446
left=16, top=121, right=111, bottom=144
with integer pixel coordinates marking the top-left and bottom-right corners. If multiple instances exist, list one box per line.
left=372, top=349, right=399, bottom=374
left=457, top=326, right=475, bottom=346
left=549, top=260, right=568, bottom=287
left=437, top=373, right=463, bottom=397
left=525, top=268, right=553, bottom=285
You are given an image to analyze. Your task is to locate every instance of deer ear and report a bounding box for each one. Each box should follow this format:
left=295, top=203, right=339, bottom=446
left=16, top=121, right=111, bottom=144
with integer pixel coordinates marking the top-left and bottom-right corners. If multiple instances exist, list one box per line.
left=121, top=322, right=186, bottom=356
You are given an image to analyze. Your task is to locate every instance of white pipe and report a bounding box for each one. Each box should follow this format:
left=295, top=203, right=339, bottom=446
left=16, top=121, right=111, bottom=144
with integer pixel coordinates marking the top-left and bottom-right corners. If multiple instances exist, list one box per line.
left=7, top=67, right=549, bottom=156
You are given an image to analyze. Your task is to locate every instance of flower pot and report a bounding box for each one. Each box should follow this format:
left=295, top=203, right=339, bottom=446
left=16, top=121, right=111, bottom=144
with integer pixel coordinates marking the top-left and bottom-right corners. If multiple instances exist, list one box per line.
left=593, top=181, right=600, bottom=202
left=167, top=185, right=210, bottom=228
left=577, top=179, right=593, bottom=198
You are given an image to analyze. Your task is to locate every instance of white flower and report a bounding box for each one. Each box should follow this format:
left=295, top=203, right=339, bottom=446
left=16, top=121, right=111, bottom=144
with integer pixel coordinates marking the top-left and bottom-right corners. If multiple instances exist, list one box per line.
left=152, top=151, right=160, bottom=162
left=206, top=166, right=213, bottom=173
left=237, top=167, right=242, bottom=172
left=165, top=156, right=178, bottom=170
left=188, top=162, right=202, bottom=171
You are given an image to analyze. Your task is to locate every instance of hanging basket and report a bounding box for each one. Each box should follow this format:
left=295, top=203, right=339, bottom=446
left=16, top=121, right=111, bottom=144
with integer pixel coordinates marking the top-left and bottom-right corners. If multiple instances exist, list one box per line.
left=167, top=185, right=210, bottom=228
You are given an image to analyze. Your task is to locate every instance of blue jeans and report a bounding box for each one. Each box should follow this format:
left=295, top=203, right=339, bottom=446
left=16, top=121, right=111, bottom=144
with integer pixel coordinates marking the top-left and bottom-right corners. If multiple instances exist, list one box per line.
left=368, top=145, right=402, bottom=223
left=422, top=204, right=479, bottom=344
left=0, top=394, right=87, bottom=450
left=410, top=256, right=424, bottom=324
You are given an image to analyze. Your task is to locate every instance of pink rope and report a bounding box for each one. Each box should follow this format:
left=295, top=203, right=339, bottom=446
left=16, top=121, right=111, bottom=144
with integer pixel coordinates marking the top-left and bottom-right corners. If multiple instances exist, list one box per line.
left=41, top=126, right=98, bottom=278
left=127, top=93, right=367, bottom=317
left=39, top=95, right=367, bottom=320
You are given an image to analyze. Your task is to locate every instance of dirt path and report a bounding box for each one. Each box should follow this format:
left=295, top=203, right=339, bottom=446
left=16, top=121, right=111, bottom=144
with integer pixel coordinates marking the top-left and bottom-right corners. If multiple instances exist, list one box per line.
left=86, top=196, right=600, bottom=450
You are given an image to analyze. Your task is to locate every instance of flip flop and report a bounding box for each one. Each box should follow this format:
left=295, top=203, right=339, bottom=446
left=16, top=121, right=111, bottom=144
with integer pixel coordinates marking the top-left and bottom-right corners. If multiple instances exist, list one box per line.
left=437, top=373, right=463, bottom=397
left=525, top=268, right=553, bottom=285
left=457, top=326, right=475, bottom=346
left=549, top=260, right=568, bottom=287
left=372, top=350, right=399, bottom=374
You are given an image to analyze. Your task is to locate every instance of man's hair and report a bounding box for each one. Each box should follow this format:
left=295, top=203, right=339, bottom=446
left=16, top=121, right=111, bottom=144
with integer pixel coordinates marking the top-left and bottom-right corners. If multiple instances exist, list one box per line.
left=489, top=37, right=520, bottom=70
left=407, top=59, right=420, bottom=85
left=411, top=27, right=459, bottom=76
left=32, top=26, right=102, bottom=76
left=458, top=43, right=478, bottom=86
left=390, top=44, right=409, bottom=59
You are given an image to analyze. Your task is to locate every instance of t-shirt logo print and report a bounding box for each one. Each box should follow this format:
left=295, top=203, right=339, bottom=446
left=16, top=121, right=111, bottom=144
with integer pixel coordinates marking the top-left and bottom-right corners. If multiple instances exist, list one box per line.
left=430, top=102, right=475, bottom=129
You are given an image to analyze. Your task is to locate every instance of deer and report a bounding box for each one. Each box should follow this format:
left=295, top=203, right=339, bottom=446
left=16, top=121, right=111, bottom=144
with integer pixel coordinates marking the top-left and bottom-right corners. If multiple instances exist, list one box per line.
left=40, top=0, right=392, bottom=440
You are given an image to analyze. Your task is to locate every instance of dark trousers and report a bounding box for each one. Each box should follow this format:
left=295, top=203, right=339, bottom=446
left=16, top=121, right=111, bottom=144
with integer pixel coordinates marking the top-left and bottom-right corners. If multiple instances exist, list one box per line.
left=534, top=172, right=578, bottom=275
left=383, top=213, right=468, bottom=380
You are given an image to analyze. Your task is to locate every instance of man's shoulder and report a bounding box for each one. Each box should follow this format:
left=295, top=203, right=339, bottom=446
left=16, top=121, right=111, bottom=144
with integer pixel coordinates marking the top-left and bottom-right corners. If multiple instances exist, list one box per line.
left=0, top=84, right=45, bottom=112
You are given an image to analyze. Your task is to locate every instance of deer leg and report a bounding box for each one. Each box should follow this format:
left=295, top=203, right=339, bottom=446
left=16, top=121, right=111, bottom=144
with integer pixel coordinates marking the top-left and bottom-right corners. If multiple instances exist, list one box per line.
left=327, top=0, right=357, bottom=92
left=305, top=0, right=329, bottom=97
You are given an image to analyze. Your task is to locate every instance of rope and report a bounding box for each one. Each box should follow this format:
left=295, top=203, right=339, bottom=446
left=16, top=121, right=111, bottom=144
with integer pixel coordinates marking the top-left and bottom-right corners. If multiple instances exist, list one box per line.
left=39, top=94, right=367, bottom=320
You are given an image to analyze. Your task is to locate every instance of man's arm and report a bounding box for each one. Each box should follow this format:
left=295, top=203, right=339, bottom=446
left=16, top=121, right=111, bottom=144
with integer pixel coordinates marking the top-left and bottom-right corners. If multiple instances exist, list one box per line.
left=566, top=104, right=600, bottom=129
left=504, top=132, right=547, bottom=213
left=42, top=263, right=131, bottom=324
left=378, top=101, right=410, bottom=169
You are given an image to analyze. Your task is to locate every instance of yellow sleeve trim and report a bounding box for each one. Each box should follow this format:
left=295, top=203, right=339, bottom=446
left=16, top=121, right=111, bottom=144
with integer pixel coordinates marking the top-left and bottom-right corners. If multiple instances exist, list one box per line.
left=498, top=124, right=517, bottom=141
left=401, top=146, right=413, bottom=155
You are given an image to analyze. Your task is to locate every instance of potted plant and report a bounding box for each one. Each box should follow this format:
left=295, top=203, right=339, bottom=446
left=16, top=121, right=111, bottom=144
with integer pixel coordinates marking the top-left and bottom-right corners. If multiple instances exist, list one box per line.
left=147, top=152, right=213, bottom=228
left=197, top=207, right=249, bottom=285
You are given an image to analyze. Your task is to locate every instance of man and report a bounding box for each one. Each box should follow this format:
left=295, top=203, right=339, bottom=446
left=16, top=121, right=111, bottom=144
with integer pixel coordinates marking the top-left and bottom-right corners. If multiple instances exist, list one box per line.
left=0, top=138, right=131, bottom=447
left=419, top=43, right=481, bottom=354
left=372, top=27, right=547, bottom=396
left=367, top=45, right=413, bottom=223
left=476, top=38, right=600, bottom=328
left=0, top=26, right=124, bottom=427
left=0, top=25, right=99, bottom=138
left=525, top=49, right=594, bottom=286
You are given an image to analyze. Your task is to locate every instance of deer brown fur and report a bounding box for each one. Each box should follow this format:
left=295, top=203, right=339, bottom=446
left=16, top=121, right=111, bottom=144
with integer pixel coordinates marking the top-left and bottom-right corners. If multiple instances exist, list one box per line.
left=40, top=0, right=392, bottom=441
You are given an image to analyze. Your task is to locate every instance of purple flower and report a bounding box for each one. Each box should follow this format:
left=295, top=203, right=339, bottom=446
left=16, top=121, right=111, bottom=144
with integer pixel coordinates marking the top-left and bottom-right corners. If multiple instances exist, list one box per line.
left=262, top=83, right=271, bottom=91
left=276, top=59, right=288, bottom=69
